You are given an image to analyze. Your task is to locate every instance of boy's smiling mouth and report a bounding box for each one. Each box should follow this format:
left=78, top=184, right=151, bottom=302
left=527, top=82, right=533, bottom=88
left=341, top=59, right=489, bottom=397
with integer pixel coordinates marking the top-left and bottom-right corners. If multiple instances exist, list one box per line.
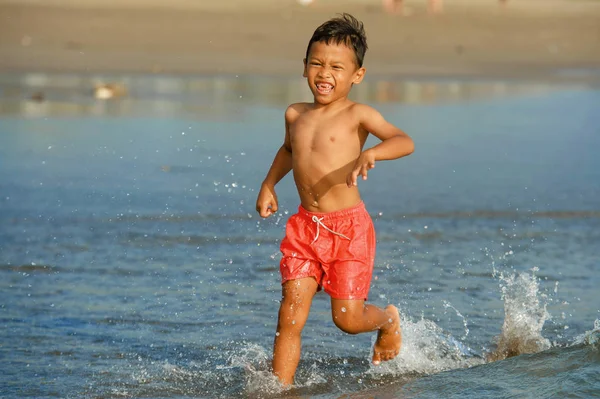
left=316, top=82, right=334, bottom=94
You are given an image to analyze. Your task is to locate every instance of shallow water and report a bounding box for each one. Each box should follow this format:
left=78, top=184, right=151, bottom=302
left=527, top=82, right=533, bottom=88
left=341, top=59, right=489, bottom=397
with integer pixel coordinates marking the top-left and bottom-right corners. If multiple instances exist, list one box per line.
left=0, top=73, right=599, bottom=398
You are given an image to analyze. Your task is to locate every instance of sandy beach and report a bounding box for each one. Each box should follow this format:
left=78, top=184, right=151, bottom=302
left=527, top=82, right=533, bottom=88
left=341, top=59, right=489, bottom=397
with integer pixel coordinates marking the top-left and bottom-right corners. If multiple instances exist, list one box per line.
left=1, top=0, right=600, bottom=80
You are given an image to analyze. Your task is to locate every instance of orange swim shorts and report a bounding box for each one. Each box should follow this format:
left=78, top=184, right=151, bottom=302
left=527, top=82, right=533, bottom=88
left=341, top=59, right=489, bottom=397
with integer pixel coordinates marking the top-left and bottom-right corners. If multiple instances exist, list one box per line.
left=279, top=201, right=376, bottom=300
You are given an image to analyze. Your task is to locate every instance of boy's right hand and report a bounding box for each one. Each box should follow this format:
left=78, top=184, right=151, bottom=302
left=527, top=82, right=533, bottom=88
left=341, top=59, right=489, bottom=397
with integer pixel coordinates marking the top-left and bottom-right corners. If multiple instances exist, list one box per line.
left=256, top=183, right=278, bottom=218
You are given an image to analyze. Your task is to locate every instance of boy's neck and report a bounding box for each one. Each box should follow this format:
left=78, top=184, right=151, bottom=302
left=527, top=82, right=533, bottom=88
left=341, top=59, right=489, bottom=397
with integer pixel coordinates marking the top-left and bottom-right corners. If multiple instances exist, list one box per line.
left=311, top=96, right=353, bottom=111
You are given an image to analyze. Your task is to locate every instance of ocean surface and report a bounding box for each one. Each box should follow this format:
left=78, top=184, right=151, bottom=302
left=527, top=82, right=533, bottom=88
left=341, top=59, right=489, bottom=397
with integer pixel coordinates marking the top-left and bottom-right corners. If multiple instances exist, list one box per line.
left=0, top=73, right=599, bottom=398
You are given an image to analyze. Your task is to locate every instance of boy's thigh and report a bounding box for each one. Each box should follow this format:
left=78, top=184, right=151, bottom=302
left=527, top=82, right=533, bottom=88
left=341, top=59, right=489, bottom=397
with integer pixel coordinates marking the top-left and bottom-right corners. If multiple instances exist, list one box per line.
left=281, top=276, right=319, bottom=302
left=330, top=297, right=365, bottom=314
left=279, top=277, right=319, bottom=324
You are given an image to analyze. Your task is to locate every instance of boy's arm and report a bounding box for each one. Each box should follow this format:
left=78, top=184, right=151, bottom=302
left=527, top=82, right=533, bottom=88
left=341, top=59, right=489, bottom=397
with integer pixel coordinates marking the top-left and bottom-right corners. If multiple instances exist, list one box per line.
left=255, top=108, right=294, bottom=217
left=347, top=104, right=414, bottom=187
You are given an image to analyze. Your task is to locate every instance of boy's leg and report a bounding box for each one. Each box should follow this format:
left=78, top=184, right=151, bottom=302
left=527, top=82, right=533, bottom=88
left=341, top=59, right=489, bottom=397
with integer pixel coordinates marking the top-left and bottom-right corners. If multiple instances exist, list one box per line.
left=273, top=277, right=319, bottom=385
left=330, top=298, right=401, bottom=365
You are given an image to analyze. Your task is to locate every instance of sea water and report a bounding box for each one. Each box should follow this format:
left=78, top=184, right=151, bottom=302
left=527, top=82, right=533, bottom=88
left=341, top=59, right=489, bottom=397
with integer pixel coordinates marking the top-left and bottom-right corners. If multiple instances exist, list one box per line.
left=0, top=73, right=599, bottom=398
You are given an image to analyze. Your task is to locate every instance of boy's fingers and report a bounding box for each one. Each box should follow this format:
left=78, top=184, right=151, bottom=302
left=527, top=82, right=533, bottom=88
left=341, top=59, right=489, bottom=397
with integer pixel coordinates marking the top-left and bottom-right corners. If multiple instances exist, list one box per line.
left=257, top=202, right=269, bottom=218
left=349, top=169, right=359, bottom=186
left=346, top=174, right=354, bottom=187
left=361, top=165, right=369, bottom=180
left=260, top=208, right=273, bottom=218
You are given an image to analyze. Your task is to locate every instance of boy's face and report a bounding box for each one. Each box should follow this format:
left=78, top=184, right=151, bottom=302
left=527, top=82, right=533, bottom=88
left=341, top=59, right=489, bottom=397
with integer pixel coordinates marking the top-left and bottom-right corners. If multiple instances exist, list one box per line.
left=303, top=41, right=365, bottom=106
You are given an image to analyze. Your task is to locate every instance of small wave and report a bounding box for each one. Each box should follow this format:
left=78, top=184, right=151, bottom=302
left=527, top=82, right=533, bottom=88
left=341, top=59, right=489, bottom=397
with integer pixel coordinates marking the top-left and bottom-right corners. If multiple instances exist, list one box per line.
left=110, top=213, right=257, bottom=223
left=0, top=263, right=59, bottom=273
left=384, top=210, right=600, bottom=220
left=120, top=231, right=279, bottom=247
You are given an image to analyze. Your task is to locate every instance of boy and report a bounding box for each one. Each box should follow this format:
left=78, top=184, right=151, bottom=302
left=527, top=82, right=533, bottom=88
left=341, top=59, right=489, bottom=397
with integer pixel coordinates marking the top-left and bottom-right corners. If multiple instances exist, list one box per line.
left=255, top=13, right=414, bottom=386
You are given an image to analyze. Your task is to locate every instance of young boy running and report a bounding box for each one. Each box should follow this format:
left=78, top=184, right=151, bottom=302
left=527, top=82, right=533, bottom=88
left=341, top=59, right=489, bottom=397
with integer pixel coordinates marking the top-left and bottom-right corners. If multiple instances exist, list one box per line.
left=255, top=13, right=414, bottom=386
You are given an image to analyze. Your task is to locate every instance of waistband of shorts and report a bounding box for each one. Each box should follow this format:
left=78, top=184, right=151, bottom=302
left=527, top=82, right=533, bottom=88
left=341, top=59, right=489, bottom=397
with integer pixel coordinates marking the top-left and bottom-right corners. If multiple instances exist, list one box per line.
left=298, top=201, right=367, bottom=221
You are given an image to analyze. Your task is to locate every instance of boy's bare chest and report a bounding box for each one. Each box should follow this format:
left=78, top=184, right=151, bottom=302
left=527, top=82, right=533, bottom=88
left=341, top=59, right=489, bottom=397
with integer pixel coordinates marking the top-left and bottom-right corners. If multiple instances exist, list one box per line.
left=290, top=116, right=359, bottom=151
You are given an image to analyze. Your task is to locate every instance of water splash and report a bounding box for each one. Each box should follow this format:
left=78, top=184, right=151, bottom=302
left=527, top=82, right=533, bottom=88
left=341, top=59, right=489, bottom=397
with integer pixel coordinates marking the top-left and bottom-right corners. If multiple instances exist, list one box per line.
left=572, top=319, right=600, bottom=347
left=487, top=268, right=551, bottom=361
left=231, top=344, right=330, bottom=395
left=443, top=300, right=470, bottom=340
left=227, top=344, right=285, bottom=396
left=368, top=315, right=483, bottom=377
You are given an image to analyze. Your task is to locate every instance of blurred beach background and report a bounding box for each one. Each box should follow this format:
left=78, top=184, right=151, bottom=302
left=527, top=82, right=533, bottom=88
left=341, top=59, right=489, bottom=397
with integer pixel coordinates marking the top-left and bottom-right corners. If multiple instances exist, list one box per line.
left=1, top=0, right=600, bottom=398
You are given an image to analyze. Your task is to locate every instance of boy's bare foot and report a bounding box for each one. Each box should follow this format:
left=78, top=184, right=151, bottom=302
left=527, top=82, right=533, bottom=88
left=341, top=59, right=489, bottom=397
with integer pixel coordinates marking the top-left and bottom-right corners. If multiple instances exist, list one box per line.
left=372, top=305, right=402, bottom=365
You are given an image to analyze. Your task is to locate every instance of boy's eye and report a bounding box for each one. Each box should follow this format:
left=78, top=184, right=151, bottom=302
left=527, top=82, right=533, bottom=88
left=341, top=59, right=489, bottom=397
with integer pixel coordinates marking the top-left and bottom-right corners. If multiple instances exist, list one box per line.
left=333, top=66, right=343, bottom=70
left=310, top=62, right=321, bottom=66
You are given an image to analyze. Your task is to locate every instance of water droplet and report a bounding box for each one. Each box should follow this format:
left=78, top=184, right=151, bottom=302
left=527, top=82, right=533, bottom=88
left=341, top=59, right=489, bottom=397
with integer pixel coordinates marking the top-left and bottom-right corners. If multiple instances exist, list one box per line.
left=341, top=307, right=347, bottom=313
left=388, top=318, right=393, bottom=323
left=275, top=332, right=280, bottom=336
left=291, top=320, right=296, bottom=325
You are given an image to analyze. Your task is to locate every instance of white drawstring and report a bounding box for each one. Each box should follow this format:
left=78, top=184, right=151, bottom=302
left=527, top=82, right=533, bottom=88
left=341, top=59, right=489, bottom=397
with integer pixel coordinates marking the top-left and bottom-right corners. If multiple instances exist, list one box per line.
left=311, top=215, right=351, bottom=244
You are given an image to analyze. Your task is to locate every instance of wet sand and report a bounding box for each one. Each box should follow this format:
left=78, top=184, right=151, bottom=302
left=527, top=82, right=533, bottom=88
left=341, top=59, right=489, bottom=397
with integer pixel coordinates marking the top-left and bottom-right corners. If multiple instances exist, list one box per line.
left=1, top=0, right=600, bottom=80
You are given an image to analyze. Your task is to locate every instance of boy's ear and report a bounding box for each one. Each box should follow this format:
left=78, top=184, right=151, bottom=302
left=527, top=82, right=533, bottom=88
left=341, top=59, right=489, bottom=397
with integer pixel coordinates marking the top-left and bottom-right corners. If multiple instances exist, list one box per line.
left=352, top=67, right=366, bottom=84
left=303, top=58, right=308, bottom=77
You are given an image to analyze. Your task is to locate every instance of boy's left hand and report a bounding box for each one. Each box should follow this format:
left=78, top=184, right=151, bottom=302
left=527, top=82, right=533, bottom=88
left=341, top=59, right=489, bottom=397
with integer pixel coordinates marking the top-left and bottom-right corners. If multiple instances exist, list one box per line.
left=347, top=149, right=375, bottom=187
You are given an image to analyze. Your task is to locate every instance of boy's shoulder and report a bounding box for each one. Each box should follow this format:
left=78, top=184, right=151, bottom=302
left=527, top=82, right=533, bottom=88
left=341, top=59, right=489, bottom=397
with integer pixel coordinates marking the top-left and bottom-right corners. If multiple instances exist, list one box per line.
left=286, top=102, right=312, bottom=114
left=285, top=102, right=312, bottom=123
left=349, top=102, right=385, bottom=124
left=348, top=101, right=377, bottom=114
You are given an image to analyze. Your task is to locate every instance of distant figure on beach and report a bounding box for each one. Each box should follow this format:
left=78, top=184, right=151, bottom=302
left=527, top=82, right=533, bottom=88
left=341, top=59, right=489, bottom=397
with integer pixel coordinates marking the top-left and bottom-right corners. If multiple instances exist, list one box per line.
left=256, top=14, right=414, bottom=386
left=383, top=0, right=444, bottom=14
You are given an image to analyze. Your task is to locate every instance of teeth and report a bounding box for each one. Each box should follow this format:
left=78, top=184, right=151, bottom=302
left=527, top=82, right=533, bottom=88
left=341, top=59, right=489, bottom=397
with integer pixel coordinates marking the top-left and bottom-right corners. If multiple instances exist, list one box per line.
left=317, top=83, right=333, bottom=91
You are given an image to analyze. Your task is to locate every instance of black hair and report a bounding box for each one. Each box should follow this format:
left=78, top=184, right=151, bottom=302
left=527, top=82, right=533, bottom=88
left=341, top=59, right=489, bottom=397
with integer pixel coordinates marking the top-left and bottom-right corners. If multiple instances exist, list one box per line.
left=305, top=13, right=368, bottom=68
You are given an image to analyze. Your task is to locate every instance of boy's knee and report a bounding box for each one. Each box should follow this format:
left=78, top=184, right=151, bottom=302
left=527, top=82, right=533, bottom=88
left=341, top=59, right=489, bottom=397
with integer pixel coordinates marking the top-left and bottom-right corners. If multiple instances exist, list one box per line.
left=277, top=312, right=306, bottom=337
left=277, top=300, right=309, bottom=331
left=333, top=318, right=356, bottom=334
left=332, top=308, right=362, bottom=334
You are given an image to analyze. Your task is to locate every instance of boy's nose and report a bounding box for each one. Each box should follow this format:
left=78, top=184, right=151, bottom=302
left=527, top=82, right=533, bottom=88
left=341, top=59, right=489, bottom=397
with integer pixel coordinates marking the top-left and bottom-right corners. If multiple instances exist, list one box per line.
left=317, top=68, right=331, bottom=78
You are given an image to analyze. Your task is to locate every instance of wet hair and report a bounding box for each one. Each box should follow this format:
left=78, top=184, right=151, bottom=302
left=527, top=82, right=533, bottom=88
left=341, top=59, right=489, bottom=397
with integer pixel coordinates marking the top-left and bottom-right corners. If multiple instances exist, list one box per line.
left=305, top=13, right=368, bottom=68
